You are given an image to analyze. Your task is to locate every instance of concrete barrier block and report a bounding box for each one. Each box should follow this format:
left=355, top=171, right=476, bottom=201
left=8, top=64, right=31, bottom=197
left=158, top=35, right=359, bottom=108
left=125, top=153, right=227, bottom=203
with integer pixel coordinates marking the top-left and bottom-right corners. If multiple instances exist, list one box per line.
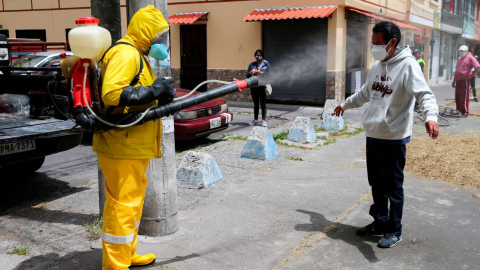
left=322, top=116, right=344, bottom=131
left=241, top=127, right=278, bottom=160
left=321, top=99, right=344, bottom=131
left=177, top=151, right=223, bottom=189
left=316, top=132, right=329, bottom=140
left=287, top=116, right=317, bottom=143
left=322, top=99, right=338, bottom=120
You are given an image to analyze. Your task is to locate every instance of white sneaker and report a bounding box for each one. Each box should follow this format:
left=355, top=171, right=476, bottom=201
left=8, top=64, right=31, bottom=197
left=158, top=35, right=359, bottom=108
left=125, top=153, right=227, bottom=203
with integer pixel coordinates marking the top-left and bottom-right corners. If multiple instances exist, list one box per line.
left=249, top=120, right=259, bottom=126
left=262, top=120, right=267, bottom=127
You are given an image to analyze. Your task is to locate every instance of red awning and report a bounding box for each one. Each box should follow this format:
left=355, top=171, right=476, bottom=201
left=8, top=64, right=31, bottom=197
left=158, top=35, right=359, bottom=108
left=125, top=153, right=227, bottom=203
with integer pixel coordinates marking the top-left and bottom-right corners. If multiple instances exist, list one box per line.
left=347, top=8, right=420, bottom=31
left=243, top=5, right=338, bottom=22
left=168, top=11, right=209, bottom=24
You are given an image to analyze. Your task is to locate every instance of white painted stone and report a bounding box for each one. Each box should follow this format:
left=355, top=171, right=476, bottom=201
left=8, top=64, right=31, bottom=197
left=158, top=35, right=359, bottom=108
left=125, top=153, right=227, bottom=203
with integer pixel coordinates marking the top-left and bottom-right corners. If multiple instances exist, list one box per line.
left=316, top=132, right=329, bottom=140
left=278, top=139, right=319, bottom=149
left=176, top=151, right=223, bottom=189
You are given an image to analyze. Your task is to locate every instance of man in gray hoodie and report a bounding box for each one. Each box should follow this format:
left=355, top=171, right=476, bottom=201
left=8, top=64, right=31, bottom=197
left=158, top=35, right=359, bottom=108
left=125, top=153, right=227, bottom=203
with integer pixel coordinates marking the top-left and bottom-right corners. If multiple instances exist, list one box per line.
left=334, top=21, right=439, bottom=248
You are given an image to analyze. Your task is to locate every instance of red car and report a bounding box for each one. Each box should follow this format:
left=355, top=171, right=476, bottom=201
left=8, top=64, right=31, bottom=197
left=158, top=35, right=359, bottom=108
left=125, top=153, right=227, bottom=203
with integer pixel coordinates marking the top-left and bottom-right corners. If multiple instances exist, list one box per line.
left=174, top=88, right=233, bottom=140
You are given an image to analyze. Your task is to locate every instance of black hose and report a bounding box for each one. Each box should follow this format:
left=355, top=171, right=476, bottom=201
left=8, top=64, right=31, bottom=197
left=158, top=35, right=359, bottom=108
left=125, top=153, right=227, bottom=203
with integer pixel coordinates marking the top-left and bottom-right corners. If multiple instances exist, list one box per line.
left=73, top=77, right=258, bottom=131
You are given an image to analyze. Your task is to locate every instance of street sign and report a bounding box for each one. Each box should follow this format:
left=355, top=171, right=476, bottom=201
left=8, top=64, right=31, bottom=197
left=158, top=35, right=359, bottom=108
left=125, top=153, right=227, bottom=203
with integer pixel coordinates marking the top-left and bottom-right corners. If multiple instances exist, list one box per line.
left=415, top=34, right=421, bottom=42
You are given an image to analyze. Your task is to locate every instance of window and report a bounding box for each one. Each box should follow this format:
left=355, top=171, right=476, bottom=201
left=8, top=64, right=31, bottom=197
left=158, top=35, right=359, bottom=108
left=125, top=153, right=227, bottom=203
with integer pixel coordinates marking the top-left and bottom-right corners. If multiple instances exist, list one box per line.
left=15, top=29, right=47, bottom=41
left=13, top=55, right=47, bottom=67
left=0, top=30, right=9, bottom=38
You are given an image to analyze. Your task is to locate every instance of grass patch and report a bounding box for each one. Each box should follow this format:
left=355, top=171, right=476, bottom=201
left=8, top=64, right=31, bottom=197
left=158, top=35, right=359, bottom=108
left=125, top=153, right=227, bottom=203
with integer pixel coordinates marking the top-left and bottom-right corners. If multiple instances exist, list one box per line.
left=323, top=138, right=337, bottom=146
left=406, top=134, right=480, bottom=189
left=214, top=146, right=219, bottom=150
left=276, top=141, right=311, bottom=150
left=273, top=131, right=288, bottom=141
left=31, top=202, right=49, bottom=209
left=311, top=118, right=317, bottom=120
left=314, top=126, right=327, bottom=132
left=8, top=247, right=30, bottom=255
left=473, top=194, right=480, bottom=199
left=329, top=125, right=364, bottom=138
left=286, top=156, right=304, bottom=161
left=220, top=133, right=234, bottom=140
left=84, top=218, right=103, bottom=240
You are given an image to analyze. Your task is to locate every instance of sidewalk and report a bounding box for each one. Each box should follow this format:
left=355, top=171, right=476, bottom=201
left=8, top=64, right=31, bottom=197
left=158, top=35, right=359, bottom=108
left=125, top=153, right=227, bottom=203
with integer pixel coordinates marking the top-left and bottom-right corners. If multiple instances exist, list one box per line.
left=3, top=81, right=480, bottom=270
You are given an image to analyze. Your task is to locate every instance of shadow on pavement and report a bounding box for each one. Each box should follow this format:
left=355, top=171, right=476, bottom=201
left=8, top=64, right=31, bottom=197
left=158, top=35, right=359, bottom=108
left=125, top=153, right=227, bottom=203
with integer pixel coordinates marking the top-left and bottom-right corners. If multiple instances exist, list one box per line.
left=295, top=209, right=381, bottom=263
left=155, top=253, right=200, bottom=267
left=0, top=171, right=88, bottom=210
left=11, top=249, right=102, bottom=270
left=11, top=250, right=200, bottom=270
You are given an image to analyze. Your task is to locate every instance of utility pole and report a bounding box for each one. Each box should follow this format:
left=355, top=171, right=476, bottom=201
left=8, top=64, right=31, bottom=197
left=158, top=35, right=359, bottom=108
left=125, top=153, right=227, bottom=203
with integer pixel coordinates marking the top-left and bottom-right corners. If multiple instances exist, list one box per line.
left=90, top=0, right=122, bottom=42
left=128, top=0, right=179, bottom=237
left=90, top=0, right=122, bottom=216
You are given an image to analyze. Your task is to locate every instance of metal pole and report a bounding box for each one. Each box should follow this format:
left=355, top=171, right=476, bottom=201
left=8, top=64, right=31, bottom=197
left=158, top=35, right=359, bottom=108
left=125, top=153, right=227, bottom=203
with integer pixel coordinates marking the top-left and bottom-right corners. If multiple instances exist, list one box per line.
left=128, top=0, right=179, bottom=237
left=90, top=0, right=122, bottom=216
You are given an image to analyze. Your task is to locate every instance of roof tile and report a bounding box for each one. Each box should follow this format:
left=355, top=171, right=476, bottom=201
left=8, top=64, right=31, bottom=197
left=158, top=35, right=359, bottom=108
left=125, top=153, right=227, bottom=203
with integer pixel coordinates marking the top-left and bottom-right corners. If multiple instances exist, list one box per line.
left=243, top=6, right=338, bottom=22
left=168, top=11, right=209, bottom=24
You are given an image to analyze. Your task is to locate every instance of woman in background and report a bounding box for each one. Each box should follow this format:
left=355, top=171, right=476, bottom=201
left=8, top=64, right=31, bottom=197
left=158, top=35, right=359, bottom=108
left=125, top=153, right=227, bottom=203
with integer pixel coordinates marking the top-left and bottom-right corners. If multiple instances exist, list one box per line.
left=246, top=49, right=270, bottom=127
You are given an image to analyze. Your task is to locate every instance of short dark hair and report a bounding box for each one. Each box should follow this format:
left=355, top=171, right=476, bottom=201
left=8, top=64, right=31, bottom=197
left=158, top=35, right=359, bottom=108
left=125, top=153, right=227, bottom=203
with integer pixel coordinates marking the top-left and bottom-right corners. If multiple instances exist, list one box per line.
left=254, top=49, right=264, bottom=57
left=373, top=21, right=402, bottom=48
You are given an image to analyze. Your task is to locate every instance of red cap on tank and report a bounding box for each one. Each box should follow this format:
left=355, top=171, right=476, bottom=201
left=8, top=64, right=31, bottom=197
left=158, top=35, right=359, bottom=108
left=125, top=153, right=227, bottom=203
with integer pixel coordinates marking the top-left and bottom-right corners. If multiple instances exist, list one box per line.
left=59, top=53, right=67, bottom=58
left=75, top=17, right=100, bottom=25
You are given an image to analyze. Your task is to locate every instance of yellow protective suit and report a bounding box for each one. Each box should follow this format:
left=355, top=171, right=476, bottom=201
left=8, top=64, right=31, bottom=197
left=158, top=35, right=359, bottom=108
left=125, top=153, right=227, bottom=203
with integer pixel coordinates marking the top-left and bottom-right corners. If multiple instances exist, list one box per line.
left=92, top=4, right=169, bottom=160
left=92, top=5, right=169, bottom=270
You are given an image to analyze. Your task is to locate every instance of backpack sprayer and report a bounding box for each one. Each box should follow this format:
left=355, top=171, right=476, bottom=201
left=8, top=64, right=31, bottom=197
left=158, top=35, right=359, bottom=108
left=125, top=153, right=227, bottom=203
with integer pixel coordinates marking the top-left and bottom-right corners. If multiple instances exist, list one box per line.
left=56, top=17, right=259, bottom=132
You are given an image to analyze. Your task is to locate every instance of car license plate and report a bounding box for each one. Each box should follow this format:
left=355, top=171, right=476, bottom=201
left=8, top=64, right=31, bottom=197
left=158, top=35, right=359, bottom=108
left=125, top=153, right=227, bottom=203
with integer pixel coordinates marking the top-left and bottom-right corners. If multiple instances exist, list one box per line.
left=209, top=117, right=221, bottom=129
left=0, top=140, right=36, bottom=156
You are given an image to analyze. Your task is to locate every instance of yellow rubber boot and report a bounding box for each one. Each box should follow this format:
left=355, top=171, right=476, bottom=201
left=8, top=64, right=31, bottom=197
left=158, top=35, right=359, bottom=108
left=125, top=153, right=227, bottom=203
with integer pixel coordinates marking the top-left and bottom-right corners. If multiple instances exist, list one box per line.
left=131, top=253, right=156, bottom=266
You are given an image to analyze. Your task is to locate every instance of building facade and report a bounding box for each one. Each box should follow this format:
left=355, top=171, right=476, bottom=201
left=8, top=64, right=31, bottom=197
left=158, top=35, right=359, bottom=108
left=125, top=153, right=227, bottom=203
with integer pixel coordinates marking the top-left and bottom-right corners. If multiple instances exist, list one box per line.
left=1, top=0, right=479, bottom=104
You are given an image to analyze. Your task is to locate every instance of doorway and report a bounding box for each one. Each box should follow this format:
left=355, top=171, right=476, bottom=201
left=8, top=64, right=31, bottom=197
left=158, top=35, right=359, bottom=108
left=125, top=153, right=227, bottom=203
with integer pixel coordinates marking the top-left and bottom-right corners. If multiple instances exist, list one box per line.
left=180, top=25, right=207, bottom=92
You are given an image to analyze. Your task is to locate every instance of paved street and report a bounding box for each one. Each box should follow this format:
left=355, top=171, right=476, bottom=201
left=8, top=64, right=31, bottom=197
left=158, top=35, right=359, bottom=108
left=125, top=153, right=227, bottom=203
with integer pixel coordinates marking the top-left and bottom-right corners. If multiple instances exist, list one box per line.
left=1, top=80, right=479, bottom=270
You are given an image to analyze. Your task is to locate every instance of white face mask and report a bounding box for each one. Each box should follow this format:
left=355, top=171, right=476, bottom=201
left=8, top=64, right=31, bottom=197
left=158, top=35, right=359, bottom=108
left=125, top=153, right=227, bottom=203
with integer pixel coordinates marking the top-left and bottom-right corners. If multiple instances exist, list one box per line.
left=371, top=40, right=392, bottom=61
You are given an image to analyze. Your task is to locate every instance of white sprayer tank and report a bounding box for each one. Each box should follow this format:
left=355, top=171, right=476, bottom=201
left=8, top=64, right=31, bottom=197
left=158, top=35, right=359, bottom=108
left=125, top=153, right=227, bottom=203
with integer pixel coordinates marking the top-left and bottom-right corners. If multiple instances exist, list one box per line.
left=68, top=17, right=111, bottom=61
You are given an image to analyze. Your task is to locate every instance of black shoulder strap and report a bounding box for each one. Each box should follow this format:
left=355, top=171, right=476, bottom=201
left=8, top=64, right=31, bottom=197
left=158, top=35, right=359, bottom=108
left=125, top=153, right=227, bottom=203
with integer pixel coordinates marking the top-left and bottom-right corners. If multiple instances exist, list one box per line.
left=99, top=41, right=144, bottom=87
left=99, top=42, right=145, bottom=115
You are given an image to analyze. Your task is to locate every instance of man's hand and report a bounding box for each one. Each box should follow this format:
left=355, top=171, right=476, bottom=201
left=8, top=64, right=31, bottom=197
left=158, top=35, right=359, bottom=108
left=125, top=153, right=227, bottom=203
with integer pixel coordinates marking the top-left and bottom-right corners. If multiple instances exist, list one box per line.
left=425, top=121, right=439, bottom=139
left=466, top=75, right=474, bottom=81
left=254, top=70, right=263, bottom=75
left=452, top=81, right=456, bottom=88
left=333, top=105, right=344, bottom=117
left=249, top=70, right=255, bottom=76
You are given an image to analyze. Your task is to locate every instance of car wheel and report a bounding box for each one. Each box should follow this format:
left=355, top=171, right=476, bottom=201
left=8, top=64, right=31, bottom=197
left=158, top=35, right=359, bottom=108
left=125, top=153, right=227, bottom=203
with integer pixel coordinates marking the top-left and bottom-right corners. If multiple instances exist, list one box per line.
left=3, top=157, right=46, bottom=173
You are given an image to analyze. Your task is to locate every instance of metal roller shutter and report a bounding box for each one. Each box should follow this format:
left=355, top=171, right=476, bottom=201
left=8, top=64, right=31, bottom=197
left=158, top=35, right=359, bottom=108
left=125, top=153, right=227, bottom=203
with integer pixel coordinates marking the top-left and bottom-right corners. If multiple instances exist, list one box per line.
left=262, top=18, right=328, bottom=103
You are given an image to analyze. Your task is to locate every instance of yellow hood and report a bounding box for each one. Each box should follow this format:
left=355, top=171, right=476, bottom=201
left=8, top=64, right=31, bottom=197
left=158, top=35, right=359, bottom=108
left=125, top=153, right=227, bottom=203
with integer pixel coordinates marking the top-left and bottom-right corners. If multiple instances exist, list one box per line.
left=125, top=5, right=169, bottom=53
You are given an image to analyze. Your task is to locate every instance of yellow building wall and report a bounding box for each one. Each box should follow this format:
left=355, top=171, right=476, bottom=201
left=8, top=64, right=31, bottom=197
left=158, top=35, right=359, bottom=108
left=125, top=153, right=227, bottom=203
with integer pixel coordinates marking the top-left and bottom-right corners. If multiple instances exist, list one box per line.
left=410, top=0, right=440, bottom=21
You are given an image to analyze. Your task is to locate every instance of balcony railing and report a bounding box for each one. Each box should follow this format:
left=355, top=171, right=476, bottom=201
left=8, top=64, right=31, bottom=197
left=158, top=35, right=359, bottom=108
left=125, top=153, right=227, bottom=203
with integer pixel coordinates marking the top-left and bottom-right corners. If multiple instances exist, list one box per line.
left=441, top=10, right=463, bottom=28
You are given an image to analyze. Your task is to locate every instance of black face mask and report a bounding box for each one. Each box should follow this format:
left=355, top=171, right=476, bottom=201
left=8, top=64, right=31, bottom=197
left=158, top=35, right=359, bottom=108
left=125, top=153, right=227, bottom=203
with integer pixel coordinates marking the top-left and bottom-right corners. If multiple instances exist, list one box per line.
left=255, top=55, right=263, bottom=61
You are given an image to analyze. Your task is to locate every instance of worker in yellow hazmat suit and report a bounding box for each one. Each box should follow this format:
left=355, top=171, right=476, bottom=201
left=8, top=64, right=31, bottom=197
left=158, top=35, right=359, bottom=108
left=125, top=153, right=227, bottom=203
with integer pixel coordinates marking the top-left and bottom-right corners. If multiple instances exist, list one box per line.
left=92, top=5, right=175, bottom=270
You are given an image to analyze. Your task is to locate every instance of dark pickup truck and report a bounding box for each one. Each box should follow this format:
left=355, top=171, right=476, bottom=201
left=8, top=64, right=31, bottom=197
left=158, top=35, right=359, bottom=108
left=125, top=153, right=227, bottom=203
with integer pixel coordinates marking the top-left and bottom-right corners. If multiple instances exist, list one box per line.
left=0, top=66, right=82, bottom=172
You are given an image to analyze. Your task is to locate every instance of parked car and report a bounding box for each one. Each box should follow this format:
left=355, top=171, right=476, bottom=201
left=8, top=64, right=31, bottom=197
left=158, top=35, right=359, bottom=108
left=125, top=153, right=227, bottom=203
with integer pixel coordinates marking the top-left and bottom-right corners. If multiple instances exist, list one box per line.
left=10, top=51, right=73, bottom=74
left=174, top=88, right=233, bottom=140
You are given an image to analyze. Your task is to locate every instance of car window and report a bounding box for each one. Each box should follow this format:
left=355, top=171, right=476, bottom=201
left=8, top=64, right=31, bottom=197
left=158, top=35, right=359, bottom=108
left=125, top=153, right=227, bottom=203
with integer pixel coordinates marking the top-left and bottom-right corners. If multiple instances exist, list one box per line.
left=40, top=56, right=62, bottom=67
left=13, top=55, right=47, bottom=68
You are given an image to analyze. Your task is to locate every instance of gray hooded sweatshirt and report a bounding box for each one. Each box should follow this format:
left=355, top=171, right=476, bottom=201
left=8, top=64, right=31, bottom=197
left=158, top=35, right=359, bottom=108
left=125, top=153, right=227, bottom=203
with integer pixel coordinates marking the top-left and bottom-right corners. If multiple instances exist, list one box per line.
left=341, top=46, right=438, bottom=140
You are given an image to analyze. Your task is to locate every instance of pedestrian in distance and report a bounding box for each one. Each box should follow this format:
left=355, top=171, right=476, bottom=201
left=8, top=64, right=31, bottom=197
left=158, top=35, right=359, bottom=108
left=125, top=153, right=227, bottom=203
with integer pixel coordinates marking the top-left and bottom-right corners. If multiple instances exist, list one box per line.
left=246, top=49, right=270, bottom=127
left=467, top=51, right=478, bottom=102
left=452, top=46, right=480, bottom=116
left=334, top=21, right=439, bottom=249
left=413, top=49, right=425, bottom=72
left=94, top=5, right=176, bottom=270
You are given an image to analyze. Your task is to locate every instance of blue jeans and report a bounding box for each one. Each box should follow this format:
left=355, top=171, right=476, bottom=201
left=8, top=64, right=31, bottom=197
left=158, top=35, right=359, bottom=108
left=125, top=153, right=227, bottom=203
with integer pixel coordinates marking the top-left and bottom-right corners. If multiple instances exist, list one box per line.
left=366, top=138, right=406, bottom=236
